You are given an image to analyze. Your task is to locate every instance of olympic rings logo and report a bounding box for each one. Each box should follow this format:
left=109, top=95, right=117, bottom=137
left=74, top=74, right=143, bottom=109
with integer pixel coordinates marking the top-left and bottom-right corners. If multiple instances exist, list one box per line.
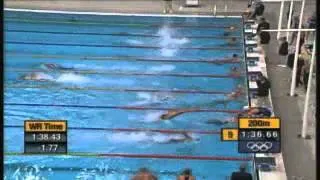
left=246, top=141, right=273, bottom=152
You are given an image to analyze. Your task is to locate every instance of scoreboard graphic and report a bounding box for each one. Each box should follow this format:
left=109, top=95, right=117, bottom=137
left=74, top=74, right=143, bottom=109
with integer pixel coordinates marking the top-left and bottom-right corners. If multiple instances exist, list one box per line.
left=24, top=120, right=68, bottom=154
left=221, top=117, right=281, bottom=153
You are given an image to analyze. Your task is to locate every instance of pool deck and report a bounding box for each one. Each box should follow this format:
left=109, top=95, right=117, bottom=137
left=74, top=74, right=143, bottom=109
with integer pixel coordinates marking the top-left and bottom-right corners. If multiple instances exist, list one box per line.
left=4, top=0, right=316, bottom=180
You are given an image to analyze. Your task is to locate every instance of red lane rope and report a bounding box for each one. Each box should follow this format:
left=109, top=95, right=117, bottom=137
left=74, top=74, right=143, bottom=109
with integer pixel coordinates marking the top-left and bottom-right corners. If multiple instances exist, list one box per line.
left=6, top=29, right=241, bottom=39
left=6, top=41, right=242, bottom=51
left=4, top=103, right=242, bottom=114
left=5, top=152, right=252, bottom=161
left=6, top=52, right=242, bottom=64
left=5, top=18, right=238, bottom=29
left=93, top=153, right=252, bottom=161
left=4, top=125, right=221, bottom=135
left=8, top=68, right=242, bottom=78
left=5, top=85, right=231, bottom=95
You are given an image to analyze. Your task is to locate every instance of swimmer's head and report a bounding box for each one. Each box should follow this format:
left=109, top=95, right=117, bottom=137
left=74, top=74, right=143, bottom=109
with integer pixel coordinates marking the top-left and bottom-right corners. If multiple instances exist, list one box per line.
left=182, top=169, right=192, bottom=176
left=233, top=54, right=238, bottom=58
left=138, top=167, right=150, bottom=173
left=229, top=26, right=235, bottom=30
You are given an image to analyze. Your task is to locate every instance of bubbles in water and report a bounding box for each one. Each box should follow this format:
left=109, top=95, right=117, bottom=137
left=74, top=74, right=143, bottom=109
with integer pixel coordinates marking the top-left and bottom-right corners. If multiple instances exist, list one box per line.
left=107, top=132, right=151, bottom=143
left=149, top=64, right=176, bottom=72
left=127, top=39, right=144, bottom=45
left=55, top=73, right=90, bottom=84
left=161, top=48, right=177, bottom=57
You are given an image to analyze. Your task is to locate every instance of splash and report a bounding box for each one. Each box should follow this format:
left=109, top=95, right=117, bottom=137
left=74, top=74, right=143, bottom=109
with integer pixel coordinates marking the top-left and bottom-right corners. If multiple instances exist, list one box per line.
left=55, top=73, right=90, bottom=83
left=157, top=25, right=189, bottom=57
left=142, top=111, right=165, bottom=122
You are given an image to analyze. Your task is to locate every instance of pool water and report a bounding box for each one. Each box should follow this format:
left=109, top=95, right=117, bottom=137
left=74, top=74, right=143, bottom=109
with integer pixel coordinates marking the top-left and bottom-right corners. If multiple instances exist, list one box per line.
left=4, top=10, right=252, bottom=179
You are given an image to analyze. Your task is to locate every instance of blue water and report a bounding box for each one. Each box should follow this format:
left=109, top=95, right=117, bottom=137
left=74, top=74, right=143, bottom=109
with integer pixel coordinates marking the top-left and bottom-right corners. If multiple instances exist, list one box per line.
left=4, top=11, right=252, bottom=179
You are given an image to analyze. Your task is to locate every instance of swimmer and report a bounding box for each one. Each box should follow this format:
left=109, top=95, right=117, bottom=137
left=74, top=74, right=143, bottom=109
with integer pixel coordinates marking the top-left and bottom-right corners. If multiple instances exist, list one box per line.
left=41, top=63, right=74, bottom=71
left=160, top=108, right=197, bottom=120
left=231, top=53, right=239, bottom=61
left=229, top=66, right=242, bottom=76
left=223, top=26, right=236, bottom=36
left=20, top=72, right=54, bottom=81
left=178, top=169, right=195, bottom=180
left=227, top=37, right=238, bottom=46
left=160, top=132, right=199, bottom=144
left=240, top=106, right=272, bottom=117
left=132, top=168, right=157, bottom=180
left=210, top=54, right=240, bottom=65
left=204, top=85, right=245, bottom=108
left=206, top=116, right=237, bottom=125
left=228, top=85, right=245, bottom=99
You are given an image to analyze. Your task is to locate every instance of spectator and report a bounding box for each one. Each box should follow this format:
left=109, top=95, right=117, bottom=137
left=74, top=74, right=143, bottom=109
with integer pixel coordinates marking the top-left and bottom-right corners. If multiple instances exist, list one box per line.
left=295, top=55, right=305, bottom=87
left=278, top=37, right=289, bottom=66
left=286, top=46, right=295, bottom=69
left=257, top=17, right=270, bottom=33
left=305, top=12, right=316, bottom=42
left=163, top=0, right=173, bottom=14
left=300, top=47, right=312, bottom=90
left=177, top=169, right=195, bottom=180
left=231, top=164, right=253, bottom=180
left=248, top=0, right=265, bottom=19
left=256, top=74, right=270, bottom=106
left=259, top=31, right=270, bottom=54
left=256, top=74, right=270, bottom=97
left=132, top=168, right=157, bottom=180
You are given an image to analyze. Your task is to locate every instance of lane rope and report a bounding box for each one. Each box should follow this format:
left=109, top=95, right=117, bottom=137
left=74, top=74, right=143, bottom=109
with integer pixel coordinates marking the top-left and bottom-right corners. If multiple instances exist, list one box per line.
left=4, top=164, right=181, bottom=176
left=7, top=68, right=243, bottom=78
left=4, top=152, right=252, bottom=161
left=4, top=103, right=242, bottom=114
left=5, top=52, right=242, bottom=64
left=4, top=125, right=220, bottom=135
left=5, top=85, right=231, bottom=95
left=6, top=41, right=242, bottom=50
left=5, top=18, right=238, bottom=29
left=6, top=29, right=241, bottom=39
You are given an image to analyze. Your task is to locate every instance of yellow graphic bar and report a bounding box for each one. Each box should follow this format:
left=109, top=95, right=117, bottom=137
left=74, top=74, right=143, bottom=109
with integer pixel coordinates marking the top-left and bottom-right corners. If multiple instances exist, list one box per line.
left=239, top=118, right=280, bottom=129
left=221, top=128, right=239, bottom=141
left=25, top=120, right=67, bottom=132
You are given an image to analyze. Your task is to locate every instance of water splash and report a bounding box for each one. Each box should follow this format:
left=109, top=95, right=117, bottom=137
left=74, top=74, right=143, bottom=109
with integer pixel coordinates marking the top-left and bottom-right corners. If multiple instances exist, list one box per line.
left=55, top=73, right=90, bottom=84
left=11, top=166, right=48, bottom=180
left=142, top=111, right=165, bottom=122
left=157, top=25, right=189, bottom=57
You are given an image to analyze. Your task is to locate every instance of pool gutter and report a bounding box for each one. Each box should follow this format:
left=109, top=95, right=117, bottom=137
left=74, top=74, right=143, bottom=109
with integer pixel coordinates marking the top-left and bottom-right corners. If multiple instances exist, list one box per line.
left=4, top=8, right=242, bottom=18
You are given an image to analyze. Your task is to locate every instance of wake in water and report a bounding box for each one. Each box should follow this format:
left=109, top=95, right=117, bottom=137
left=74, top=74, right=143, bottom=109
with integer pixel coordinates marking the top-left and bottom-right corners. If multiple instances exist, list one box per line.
left=20, top=72, right=135, bottom=86
left=157, top=25, right=189, bottom=57
left=148, top=64, right=176, bottom=72
left=107, top=132, right=199, bottom=144
left=129, top=92, right=174, bottom=106
left=127, top=39, right=144, bottom=45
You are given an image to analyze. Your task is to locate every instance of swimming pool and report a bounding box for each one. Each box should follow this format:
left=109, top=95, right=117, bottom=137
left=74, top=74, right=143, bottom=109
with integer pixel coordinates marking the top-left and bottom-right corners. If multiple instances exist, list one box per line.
left=4, top=10, right=252, bottom=179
